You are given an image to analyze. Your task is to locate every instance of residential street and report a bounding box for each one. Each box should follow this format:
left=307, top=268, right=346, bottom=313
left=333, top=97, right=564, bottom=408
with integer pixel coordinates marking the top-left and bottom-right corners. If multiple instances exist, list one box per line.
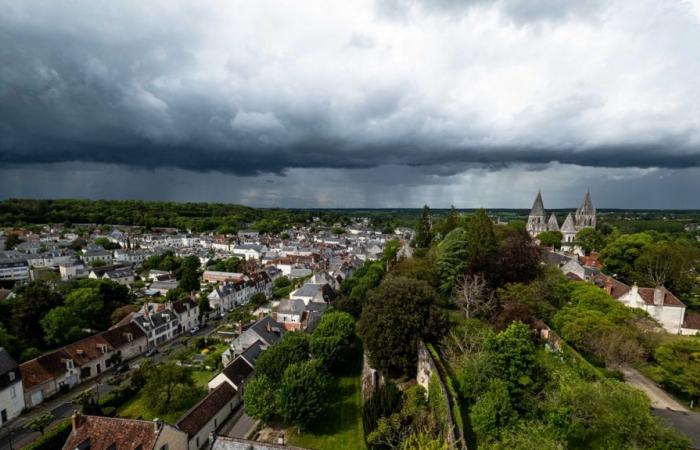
left=0, top=324, right=214, bottom=450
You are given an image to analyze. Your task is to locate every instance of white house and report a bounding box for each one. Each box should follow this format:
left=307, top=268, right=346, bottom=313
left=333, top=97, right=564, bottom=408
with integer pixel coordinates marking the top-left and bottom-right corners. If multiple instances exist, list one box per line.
left=0, top=348, right=25, bottom=426
left=617, top=285, right=686, bottom=334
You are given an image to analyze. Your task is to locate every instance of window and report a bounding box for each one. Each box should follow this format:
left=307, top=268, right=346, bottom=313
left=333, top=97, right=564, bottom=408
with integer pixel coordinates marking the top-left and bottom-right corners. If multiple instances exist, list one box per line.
left=8, top=371, right=15, bottom=382
left=10, top=386, right=16, bottom=399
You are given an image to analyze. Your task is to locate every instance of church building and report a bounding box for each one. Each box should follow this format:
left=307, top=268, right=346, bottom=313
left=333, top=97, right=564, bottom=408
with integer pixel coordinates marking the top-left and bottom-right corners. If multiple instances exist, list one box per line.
left=526, top=190, right=596, bottom=244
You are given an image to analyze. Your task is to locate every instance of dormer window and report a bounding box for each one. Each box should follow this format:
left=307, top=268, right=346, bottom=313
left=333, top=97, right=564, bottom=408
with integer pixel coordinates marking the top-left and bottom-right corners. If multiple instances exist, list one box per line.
left=8, top=371, right=15, bottom=382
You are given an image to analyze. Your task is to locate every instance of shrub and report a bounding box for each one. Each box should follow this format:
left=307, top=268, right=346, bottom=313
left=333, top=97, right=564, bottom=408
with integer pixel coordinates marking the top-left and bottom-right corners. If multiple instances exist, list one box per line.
left=23, top=419, right=72, bottom=450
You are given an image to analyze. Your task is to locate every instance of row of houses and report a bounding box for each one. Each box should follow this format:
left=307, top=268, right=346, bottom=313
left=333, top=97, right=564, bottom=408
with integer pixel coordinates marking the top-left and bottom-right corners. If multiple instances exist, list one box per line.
left=59, top=316, right=288, bottom=450
left=17, top=298, right=199, bottom=411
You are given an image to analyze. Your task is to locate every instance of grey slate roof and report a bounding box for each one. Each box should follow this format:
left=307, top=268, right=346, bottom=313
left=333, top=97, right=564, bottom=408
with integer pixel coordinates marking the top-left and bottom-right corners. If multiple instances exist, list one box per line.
left=0, top=348, right=18, bottom=375
left=249, top=316, right=284, bottom=346
left=239, top=340, right=264, bottom=366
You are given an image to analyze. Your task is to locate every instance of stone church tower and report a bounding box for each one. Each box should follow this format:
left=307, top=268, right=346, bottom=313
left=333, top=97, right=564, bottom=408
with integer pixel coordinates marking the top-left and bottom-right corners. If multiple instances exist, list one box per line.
left=526, top=190, right=596, bottom=243
left=575, top=190, right=596, bottom=231
left=526, top=191, right=547, bottom=236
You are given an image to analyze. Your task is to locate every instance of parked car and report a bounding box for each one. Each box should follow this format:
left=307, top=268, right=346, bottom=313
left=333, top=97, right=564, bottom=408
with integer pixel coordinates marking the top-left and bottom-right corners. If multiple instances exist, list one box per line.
left=189, top=326, right=200, bottom=335
left=144, top=347, right=158, bottom=357
left=113, top=363, right=130, bottom=374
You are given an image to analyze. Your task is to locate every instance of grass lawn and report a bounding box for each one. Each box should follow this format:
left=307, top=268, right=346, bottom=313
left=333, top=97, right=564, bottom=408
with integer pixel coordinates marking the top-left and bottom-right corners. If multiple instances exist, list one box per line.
left=287, top=371, right=366, bottom=450
left=192, top=368, right=216, bottom=388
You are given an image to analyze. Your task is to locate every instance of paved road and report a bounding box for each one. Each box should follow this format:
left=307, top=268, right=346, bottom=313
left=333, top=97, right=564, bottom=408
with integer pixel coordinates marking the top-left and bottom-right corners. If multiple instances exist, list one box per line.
left=0, top=323, right=214, bottom=450
left=621, top=365, right=700, bottom=448
left=219, top=405, right=257, bottom=440
left=620, top=365, right=688, bottom=411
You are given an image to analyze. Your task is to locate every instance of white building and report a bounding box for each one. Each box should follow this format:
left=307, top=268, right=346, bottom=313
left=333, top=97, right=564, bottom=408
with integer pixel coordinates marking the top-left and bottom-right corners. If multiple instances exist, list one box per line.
left=0, top=348, right=25, bottom=426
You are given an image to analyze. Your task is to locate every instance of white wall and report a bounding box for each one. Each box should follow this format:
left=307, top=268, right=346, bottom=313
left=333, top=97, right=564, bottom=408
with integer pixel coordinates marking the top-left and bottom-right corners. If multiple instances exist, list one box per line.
left=0, top=380, right=25, bottom=424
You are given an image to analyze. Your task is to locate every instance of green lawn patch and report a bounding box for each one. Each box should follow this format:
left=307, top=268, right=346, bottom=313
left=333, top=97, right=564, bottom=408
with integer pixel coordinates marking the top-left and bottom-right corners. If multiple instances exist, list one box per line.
left=118, top=385, right=207, bottom=424
left=287, top=374, right=366, bottom=450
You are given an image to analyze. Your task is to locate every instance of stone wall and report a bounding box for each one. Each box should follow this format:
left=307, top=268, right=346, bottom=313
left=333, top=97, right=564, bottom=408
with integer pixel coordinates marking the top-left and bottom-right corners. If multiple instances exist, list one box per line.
left=361, top=352, right=384, bottom=402
left=416, top=341, right=464, bottom=449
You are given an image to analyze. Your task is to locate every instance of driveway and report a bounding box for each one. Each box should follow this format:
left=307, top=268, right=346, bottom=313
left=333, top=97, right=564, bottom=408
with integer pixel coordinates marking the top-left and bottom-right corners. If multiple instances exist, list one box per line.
left=621, top=365, right=700, bottom=449
left=619, top=365, right=687, bottom=411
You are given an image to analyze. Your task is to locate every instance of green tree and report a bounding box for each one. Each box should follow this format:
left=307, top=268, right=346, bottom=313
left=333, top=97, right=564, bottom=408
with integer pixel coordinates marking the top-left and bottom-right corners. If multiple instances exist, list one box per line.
left=9, top=281, right=64, bottom=349
left=414, top=205, right=433, bottom=249
left=654, top=338, right=700, bottom=403
left=25, top=412, right=54, bottom=435
left=465, top=209, right=498, bottom=275
left=484, top=322, right=536, bottom=403
left=537, top=231, right=563, bottom=249
left=4, top=233, right=23, bottom=250
left=632, top=241, right=698, bottom=298
left=436, top=227, right=469, bottom=297
left=255, top=332, right=309, bottom=381
left=277, top=359, right=331, bottom=429
left=546, top=378, right=688, bottom=449
left=574, top=228, right=605, bottom=255
left=359, top=276, right=447, bottom=375
left=178, top=255, right=201, bottom=293
left=274, top=276, right=291, bottom=289
left=599, top=233, right=654, bottom=281
left=434, top=205, right=460, bottom=238
left=493, top=228, right=541, bottom=287
left=41, top=305, right=90, bottom=346
left=471, top=379, right=515, bottom=444
left=243, top=374, right=278, bottom=422
left=142, top=363, right=195, bottom=412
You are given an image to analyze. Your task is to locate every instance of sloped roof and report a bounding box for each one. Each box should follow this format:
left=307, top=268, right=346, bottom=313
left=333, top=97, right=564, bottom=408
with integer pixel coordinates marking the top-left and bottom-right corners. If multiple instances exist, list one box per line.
left=239, top=340, right=264, bottom=366
left=177, top=382, right=236, bottom=436
left=637, top=287, right=685, bottom=307
left=561, top=213, right=576, bottom=232
left=0, top=348, right=18, bottom=375
left=222, top=357, right=254, bottom=388
left=100, top=322, right=147, bottom=348
left=62, top=415, right=161, bottom=450
left=529, top=191, right=545, bottom=217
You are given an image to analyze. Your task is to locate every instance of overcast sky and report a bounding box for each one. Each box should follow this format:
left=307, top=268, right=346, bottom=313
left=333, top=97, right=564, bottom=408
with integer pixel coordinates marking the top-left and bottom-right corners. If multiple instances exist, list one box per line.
left=2, top=0, right=700, bottom=208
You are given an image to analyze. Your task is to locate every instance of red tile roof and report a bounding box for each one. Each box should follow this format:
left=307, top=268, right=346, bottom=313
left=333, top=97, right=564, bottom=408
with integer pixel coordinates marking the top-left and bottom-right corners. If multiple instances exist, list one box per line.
left=62, top=415, right=160, bottom=450
left=683, top=311, right=700, bottom=330
left=637, top=287, right=685, bottom=307
left=177, top=382, right=236, bottom=436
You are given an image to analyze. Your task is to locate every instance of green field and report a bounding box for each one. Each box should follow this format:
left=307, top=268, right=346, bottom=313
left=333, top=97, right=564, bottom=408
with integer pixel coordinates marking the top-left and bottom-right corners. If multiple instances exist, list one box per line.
left=287, top=374, right=366, bottom=450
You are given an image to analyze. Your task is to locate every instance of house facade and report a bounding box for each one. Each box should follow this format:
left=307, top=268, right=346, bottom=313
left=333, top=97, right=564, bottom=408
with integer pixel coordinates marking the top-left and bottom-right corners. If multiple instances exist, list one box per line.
left=0, top=349, right=25, bottom=426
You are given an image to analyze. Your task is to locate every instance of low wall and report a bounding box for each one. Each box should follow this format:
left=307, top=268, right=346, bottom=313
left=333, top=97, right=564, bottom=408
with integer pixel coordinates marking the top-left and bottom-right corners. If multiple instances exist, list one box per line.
left=417, top=341, right=464, bottom=449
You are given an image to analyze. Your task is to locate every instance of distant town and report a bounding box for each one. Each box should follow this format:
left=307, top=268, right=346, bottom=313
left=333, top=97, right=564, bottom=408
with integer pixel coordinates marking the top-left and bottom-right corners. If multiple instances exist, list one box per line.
left=0, top=197, right=699, bottom=450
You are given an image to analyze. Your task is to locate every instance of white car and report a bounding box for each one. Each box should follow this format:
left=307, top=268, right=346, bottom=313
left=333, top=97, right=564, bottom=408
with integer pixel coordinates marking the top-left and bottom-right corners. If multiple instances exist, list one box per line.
left=189, top=326, right=200, bottom=335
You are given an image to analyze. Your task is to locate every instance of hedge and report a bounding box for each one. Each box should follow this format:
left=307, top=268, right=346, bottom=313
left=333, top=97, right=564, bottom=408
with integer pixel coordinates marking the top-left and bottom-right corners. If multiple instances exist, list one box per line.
left=23, top=418, right=72, bottom=450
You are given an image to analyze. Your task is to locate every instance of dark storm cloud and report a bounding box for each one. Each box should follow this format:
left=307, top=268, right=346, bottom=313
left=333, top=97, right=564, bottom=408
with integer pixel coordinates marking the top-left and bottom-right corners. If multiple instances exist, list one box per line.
left=375, top=0, right=604, bottom=24
left=2, top=0, right=700, bottom=178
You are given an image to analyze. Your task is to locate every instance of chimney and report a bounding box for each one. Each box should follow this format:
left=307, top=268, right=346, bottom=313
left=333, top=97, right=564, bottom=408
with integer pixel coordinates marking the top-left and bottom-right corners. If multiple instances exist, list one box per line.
left=266, top=321, right=271, bottom=333
left=71, top=411, right=83, bottom=431
left=654, top=287, right=665, bottom=306
left=153, top=418, right=162, bottom=433
left=604, top=278, right=613, bottom=295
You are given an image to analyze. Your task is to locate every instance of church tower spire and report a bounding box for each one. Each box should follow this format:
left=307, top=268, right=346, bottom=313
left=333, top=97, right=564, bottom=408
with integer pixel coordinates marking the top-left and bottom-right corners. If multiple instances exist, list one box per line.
left=526, top=190, right=547, bottom=236
left=575, top=189, right=596, bottom=231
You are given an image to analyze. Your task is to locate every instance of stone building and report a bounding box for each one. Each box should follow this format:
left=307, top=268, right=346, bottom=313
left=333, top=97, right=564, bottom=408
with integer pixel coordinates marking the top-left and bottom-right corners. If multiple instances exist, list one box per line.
left=526, top=190, right=597, bottom=244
